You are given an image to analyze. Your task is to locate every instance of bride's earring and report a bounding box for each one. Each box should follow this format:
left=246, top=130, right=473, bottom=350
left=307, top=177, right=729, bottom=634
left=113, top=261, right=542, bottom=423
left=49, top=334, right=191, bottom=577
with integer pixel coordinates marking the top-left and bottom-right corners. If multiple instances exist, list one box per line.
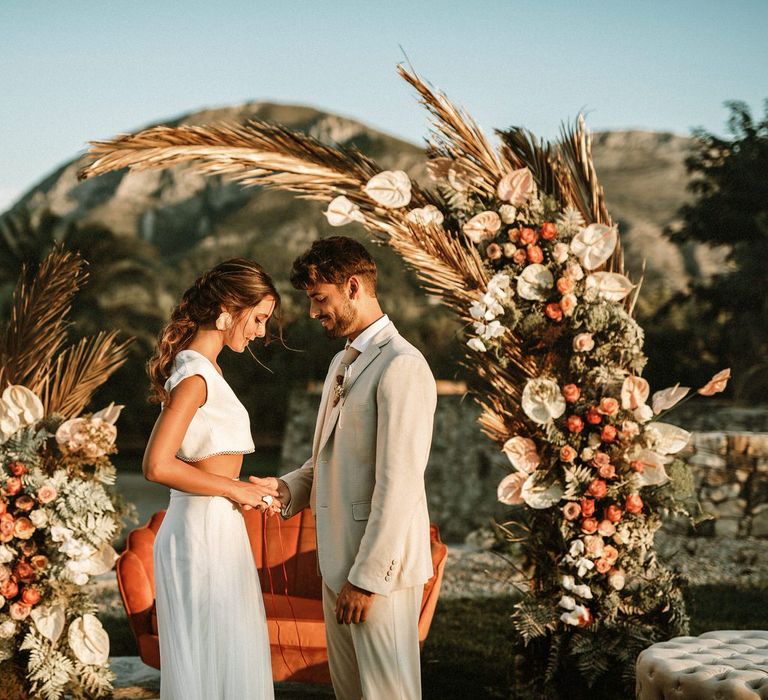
left=215, top=311, right=233, bottom=331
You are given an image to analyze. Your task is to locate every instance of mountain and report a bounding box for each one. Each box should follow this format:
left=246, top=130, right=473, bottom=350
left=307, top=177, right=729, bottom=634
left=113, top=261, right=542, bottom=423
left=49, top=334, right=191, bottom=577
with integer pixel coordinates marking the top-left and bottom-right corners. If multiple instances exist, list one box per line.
left=0, top=102, right=717, bottom=446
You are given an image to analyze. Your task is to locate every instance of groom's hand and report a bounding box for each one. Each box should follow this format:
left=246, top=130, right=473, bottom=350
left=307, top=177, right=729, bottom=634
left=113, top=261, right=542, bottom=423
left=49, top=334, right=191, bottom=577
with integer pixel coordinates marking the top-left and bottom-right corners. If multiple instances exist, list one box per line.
left=335, top=581, right=375, bottom=625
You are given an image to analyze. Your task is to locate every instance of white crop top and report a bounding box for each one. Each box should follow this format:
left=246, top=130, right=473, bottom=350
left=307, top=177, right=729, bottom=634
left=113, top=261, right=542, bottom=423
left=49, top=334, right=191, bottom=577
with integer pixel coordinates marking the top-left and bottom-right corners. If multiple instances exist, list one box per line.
left=163, top=349, right=255, bottom=462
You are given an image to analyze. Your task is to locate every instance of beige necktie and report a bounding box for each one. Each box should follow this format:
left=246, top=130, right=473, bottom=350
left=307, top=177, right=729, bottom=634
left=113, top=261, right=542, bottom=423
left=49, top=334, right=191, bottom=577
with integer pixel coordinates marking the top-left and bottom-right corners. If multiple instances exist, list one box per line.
left=332, top=345, right=361, bottom=406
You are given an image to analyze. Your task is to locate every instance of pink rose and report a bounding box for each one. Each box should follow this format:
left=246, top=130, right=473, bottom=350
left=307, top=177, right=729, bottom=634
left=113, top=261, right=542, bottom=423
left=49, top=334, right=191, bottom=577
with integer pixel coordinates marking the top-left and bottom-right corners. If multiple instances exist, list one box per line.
left=20, top=587, right=41, bottom=606
left=598, top=398, right=619, bottom=416
left=601, top=425, right=618, bottom=443
left=14, top=561, right=35, bottom=583
left=13, top=517, right=34, bottom=540
left=0, top=564, right=10, bottom=583
left=7, top=462, right=27, bottom=477
left=512, top=248, right=527, bottom=265
left=597, top=463, right=616, bottom=480
left=586, top=408, right=602, bottom=425
left=562, top=502, right=581, bottom=521
left=37, top=484, right=57, bottom=504
left=560, top=445, right=577, bottom=462
left=595, top=558, right=611, bottom=574
left=486, top=243, right=503, bottom=261
left=625, top=494, right=643, bottom=514
left=592, top=452, right=611, bottom=469
left=562, top=384, right=581, bottom=403
left=9, top=602, right=30, bottom=620
left=597, top=520, right=616, bottom=537
left=30, top=555, right=48, bottom=570
left=557, top=277, right=575, bottom=294
left=519, top=227, right=538, bottom=245
left=573, top=333, right=595, bottom=353
left=508, top=227, right=521, bottom=243
left=0, top=514, right=14, bottom=542
left=603, top=545, right=619, bottom=565
left=581, top=517, right=599, bottom=534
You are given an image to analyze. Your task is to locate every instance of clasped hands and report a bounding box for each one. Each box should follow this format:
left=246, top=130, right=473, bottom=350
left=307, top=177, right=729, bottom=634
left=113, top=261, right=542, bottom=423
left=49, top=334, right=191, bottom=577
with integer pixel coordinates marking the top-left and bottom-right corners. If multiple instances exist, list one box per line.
left=236, top=475, right=289, bottom=515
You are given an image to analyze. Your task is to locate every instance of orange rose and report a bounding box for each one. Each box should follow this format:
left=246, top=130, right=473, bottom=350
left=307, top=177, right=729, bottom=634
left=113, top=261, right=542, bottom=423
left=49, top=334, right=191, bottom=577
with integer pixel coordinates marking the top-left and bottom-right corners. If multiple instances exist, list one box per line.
left=601, top=425, right=618, bottom=443
left=540, top=222, right=558, bottom=240
left=7, top=462, right=27, bottom=477
left=581, top=517, right=599, bottom=534
left=603, top=545, right=619, bottom=565
left=0, top=514, right=14, bottom=542
left=587, top=479, right=607, bottom=499
left=527, top=245, right=544, bottom=264
left=0, top=577, right=19, bottom=599
left=557, top=276, right=575, bottom=294
left=598, top=462, right=616, bottom=479
left=2, top=478, right=22, bottom=497
left=20, top=587, right=41, bottom=606
left=519, top=227, right=538, bottom=245
left=592, top=452, right=611, bottom=469
left=14, top=561, right=35, bottom=583
left=14, top=495, right=35, bottom=512
left=512, top=248, right=527, bottom=265
left=567, top=415, right=584, bottom=433
left=13, top=517, right=34, bottom=540
left=0, top=502, right=5, bottom=515
left=562, top=384, right=581, bottom=403
left=580, top=498, right=596, bottom=517
left=560, top=445, right=577, bottom=462
left=586, top=408, right=602, bottom=425
left=545, top=303, right=563, bottom=322
left=625, top=494, right=643, bottom=514
left=606, top=505, right=623, bottom=523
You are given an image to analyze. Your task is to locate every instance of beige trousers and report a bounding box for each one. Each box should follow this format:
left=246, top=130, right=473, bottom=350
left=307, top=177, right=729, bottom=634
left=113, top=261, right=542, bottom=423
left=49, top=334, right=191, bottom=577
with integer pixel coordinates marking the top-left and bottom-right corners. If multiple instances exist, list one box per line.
left=322, top=581, right=423, bottom=700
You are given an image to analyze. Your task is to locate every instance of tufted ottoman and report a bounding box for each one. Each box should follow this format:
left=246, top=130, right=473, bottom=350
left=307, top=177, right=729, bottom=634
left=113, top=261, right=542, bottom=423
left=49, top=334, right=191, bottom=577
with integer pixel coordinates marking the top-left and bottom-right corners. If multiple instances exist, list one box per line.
left=636, top=631, right=768, bottom=699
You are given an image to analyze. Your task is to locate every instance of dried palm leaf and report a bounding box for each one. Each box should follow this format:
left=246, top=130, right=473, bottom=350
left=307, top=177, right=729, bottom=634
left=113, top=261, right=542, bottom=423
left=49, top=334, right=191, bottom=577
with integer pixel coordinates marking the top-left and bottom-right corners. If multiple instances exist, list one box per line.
left=0, top=249, right=86, bottom=392
left=40, top=331, right=132, bottom=418
left=398, top=65, right=509, bottom=197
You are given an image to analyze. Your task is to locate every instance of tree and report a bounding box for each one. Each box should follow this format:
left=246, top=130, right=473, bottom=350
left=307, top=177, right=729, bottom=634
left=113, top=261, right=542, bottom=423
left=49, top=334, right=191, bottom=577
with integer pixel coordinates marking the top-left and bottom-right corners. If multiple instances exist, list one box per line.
left=652, top=100, right=768, bottom=399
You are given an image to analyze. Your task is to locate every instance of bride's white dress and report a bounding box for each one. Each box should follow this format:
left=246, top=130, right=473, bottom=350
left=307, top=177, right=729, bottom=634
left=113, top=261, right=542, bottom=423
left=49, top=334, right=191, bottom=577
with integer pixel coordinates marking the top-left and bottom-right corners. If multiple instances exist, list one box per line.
left=153, top=349, right=274, bottom=699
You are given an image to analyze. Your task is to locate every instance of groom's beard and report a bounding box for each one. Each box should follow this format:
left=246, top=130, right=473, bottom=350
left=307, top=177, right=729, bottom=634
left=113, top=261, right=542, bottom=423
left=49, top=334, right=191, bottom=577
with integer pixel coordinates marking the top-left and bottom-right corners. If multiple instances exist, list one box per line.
left=322, top=297, right=358, bottom=339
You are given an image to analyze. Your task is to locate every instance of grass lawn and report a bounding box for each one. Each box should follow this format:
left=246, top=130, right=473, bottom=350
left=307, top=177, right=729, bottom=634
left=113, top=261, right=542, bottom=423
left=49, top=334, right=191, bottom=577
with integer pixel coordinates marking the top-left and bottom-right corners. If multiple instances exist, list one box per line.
left=103, top=584, right=768, bottom=699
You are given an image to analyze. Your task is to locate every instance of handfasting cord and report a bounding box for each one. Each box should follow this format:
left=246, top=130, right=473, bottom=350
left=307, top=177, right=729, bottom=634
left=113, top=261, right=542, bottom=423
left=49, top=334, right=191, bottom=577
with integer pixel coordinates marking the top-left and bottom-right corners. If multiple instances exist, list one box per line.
left=262, top=512, right=311, bottom=673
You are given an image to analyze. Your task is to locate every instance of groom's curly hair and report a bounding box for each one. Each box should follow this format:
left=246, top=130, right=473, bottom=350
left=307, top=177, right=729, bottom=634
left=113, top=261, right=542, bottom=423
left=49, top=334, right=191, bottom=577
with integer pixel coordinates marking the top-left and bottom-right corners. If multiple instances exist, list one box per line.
left=290, top=236, right=377, bottom=295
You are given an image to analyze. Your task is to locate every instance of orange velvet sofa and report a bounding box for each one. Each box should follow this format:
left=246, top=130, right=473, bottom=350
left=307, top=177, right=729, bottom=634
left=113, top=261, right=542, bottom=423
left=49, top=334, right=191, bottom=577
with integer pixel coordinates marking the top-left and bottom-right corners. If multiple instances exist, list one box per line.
left=116, top=507, right=448, bottom=683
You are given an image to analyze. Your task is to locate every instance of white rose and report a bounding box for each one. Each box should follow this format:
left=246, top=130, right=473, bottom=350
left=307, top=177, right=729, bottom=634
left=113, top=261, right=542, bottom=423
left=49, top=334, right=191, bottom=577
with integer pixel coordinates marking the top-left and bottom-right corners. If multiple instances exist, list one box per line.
left=621, top=420, right=640, bottom=438
left=50, top=524, right=74, bottom=543
left=573, top=333, right=595, bottom=352
left=0, top=545, right=15, bottom=565
left=553, top=242, right=569, bottom=264
left=566, top=261, right=584, bottom=281
left=68, top=614, right=110, bottom=666
left=503, top=243, right=516, bottom=257
left=499, top=204, right=517, bottom=223
left=633, top=404, right=654, bottom=424
left=29, top=510, right=48, bottom=528
left=0, top=620, right=17, bottom=639
left=608, top=569, right=626, bottom=590
left=521, top=378, right=566, bottom=424
left=583, top=535, right=604, bottom=559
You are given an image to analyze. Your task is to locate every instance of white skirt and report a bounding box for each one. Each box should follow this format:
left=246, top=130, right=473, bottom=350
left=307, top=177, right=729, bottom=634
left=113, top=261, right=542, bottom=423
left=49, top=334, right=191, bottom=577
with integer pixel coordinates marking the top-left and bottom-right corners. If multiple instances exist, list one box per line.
left=153, top=488, right=274, bottom=700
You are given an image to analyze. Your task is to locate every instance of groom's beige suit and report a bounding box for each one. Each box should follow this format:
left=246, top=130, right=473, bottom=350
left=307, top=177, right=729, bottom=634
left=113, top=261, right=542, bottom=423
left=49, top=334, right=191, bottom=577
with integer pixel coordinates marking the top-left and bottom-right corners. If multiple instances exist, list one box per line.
left=280, top=316, right=436, bottom=699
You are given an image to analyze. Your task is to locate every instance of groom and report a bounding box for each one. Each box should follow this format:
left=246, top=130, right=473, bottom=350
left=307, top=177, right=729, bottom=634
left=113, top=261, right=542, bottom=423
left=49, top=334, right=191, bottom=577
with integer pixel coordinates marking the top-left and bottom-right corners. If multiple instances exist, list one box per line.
left=269, top=236, right=436, bottom=699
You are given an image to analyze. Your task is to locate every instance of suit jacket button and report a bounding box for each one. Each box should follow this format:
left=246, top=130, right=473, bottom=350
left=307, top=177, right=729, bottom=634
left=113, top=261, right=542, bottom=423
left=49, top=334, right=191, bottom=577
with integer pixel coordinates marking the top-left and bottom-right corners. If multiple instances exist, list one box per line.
left=385, top=575, right=391, bottom=581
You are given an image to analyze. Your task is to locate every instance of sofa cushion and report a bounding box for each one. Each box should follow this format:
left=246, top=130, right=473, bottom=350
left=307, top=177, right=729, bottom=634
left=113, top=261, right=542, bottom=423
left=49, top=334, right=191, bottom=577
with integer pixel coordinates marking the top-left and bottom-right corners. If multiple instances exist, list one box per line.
left=262, top=593, right=326, bottom=648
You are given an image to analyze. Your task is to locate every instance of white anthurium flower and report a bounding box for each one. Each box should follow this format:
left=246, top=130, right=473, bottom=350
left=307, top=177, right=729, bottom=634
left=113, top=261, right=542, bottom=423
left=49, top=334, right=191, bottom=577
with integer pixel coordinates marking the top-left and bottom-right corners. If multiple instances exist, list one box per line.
left=561, top=575, right=575, bottom=591
left=645, top=422, right=691, bottom=455
left=467, top=337, right=487, bottom=353
left=521, top=475, right=564, bottom=509
left=68, top=614, right=110, bottom=666
left=651, top=384, right=691, bottom=414
left=633, top=404, right=654, bottom=424
left=1, top=385, right=44, bottom=426
left=323, top=196, right=365, bottom=226
left=92, top=402, right=124, bottom=425
left=571, top=584, right=593, bottom=599
left=570, top=223, right=618, bottom=270
left=499, top=204, right=517, bottom=223
left=406, top=204, right=444, bottom=226
left=517, top=264, right=554, bottom=301
left=558, top=595, right=576, bottom=611
left=522, top=378, right=566, bottom=424
left=497, top=167, right=535, bottom=206
left=462, top=211, right=502, bottom=244
left=576, top=557, right=595, bottom=577
left=469, top=301, right=486, bottom=320
left=82, top=544, right=119, bottom=576
left=30, top=605, right=66, bottom=644
left=585, top=272, right=634, bottom=302
left=0, top=403, right=21, bottom=444
left=364, top=170, right=412, bottom=208
left=497, top=472, right=527, bottom=505
left=621, top=376, right=650, bottom=410
left=632, top=448, right=672, bottom=487
left=50, top=524, right=74, bottom=543
left=502, top=436, right=540, bottom=474
left=0, top=544, right=15, bottom=564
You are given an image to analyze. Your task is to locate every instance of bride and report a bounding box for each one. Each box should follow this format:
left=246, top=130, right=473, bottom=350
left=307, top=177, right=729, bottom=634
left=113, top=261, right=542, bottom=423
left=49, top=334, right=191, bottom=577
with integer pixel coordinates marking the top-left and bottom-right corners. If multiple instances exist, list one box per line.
left=142, top=258, right=280, bottom=699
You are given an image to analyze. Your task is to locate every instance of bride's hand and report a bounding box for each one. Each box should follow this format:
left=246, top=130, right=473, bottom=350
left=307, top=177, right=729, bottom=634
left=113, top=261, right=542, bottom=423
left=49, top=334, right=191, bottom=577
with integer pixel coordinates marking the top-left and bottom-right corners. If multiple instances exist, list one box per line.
left=232, top=477, right=279, bottom=511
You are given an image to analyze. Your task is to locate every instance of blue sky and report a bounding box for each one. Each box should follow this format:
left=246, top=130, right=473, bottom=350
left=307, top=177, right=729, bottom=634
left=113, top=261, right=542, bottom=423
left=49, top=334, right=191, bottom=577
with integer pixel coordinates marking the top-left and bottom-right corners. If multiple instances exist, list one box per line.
left=1, top=0, right=766, bottom=211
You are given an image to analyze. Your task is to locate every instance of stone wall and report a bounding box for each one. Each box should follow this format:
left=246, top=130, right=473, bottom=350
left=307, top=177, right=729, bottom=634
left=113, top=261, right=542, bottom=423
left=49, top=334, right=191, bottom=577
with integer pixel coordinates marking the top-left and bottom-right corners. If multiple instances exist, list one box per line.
left=279, top=386, right=768, bottom=542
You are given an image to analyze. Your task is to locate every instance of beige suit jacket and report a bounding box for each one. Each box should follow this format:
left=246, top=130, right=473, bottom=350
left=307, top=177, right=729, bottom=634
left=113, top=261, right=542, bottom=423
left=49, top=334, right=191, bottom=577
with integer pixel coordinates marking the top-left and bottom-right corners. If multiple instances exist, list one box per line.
left=280, top=321, right=437, bottom=596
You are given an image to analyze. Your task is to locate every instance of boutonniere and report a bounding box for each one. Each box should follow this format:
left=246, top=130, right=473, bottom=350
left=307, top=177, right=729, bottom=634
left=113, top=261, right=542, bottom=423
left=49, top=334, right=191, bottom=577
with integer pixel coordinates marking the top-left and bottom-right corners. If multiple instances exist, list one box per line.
left=332, top=376, right=346, bottom=407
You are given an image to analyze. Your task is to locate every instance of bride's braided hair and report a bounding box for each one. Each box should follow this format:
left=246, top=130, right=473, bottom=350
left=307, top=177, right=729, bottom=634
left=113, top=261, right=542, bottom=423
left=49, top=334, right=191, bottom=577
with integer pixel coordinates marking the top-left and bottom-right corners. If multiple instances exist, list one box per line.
left=147, top=259, right=281, bottom=404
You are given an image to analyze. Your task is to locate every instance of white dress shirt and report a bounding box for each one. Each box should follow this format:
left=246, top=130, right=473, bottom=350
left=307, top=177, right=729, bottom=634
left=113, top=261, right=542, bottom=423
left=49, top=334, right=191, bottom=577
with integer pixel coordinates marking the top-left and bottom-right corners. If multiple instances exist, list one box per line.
left=348, top=314, right=390, bottom=353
